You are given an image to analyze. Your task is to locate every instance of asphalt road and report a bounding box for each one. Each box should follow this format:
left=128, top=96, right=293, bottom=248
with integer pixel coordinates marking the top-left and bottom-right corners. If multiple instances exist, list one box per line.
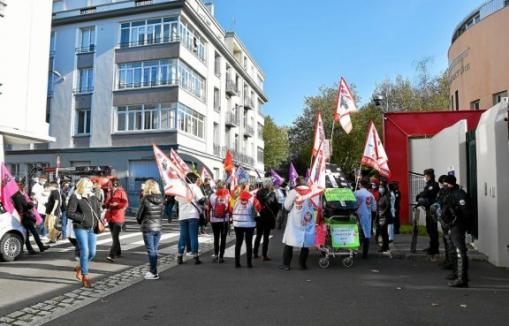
left=47, top=230, right=509, bottom=326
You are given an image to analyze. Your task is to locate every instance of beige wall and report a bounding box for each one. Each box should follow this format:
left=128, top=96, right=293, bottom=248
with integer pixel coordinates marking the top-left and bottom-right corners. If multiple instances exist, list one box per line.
left=448, top=6, right=509, bottom=110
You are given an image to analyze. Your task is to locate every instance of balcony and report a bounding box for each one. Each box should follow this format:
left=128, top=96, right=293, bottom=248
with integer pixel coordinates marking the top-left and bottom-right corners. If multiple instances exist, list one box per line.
left=75, top=44, right=96, bottom=54
left=225, top=112, right=239, bottom=127
left=118, top=36, right=180, bottom=50
left=225, top=79, right=237, bottom=96
left=244, top=125, right=254, bottom=137
left=73, top=87, right=94, bottom=95
left=244, top=96, right=255, bottom=110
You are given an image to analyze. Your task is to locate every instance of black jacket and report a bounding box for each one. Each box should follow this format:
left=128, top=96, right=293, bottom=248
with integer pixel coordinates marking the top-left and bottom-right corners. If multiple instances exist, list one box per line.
left=136, top=195, right=164, bottom=233
left=45, top=189, right=61, bottom=216
left=256, top=188, right=280, bottom=229
left=416, top=180, right=440, bottom=208
left=442, top=185, right=472, bottom=229
left=67, top=194, right=101, bottom=230
left=11, top=191, right=35, bottom=225
left=377, top=193, right=393, bottom=224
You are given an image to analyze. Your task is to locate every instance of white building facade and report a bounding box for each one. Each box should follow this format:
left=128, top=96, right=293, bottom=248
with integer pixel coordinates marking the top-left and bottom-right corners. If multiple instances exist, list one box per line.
left=6, top=0, right=267, bottom=204
left=0, top=0, right=54, bottom=163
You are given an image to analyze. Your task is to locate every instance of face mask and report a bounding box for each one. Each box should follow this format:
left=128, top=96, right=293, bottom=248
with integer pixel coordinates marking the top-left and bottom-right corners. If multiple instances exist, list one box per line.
left=371, top=184, right=377, bottom=189
left=379, top=188, right=385, bottom=194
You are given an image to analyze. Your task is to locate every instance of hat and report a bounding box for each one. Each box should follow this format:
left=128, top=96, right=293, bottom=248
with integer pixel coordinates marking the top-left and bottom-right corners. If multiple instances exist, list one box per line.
left=216, top=188, right=229, bottom=197
left=239, top=191, right=251, bottom=201
left=438, top=175, right=448, bottom=183
left=445, top=175, right=457, bottom=185
left=370, top=178, right=380, bottom=185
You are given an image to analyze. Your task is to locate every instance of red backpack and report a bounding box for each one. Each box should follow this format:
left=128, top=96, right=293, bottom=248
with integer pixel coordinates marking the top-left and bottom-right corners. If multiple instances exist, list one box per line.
left=214, top=189, right=229, bottom=218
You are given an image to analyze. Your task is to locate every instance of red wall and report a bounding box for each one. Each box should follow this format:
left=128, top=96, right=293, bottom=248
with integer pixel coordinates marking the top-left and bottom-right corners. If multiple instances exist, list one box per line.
left=383, top=111, right=483, bottom=224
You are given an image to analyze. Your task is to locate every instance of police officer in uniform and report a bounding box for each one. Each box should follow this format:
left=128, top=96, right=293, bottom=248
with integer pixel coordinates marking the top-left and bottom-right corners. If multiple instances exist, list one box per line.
left=442, top=175, right=470, bottom=288
left=416, top=169, right=440, bottom=255
left=430, top=175, right=454, bottom=270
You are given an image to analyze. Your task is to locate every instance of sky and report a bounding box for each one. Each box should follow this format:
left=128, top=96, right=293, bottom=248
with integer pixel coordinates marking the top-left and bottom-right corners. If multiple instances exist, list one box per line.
left=211, top=0, right=480, bottom=126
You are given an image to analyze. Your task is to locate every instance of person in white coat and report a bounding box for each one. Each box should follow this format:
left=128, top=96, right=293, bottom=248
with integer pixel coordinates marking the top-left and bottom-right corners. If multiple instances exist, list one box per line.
left=280, top=177, right=316, bottom=271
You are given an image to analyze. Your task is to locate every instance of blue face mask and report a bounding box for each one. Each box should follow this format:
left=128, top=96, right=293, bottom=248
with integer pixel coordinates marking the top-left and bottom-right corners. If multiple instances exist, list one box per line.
left=379, top=188, right=385, bottom=194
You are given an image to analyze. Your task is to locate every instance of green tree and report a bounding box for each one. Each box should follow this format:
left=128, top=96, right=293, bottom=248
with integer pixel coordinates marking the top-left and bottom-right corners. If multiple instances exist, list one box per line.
left=263, top=115, right=289, bottom=169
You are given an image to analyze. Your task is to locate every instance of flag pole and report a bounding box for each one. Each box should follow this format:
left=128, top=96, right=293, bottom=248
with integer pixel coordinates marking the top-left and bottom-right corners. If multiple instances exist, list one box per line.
left=330, top=119, right=336, bottom=155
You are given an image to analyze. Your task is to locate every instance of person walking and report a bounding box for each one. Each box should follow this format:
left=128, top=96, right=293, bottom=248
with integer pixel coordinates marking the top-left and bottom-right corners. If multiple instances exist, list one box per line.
left=176, top=173, right=205, bottom=265
left=232, top=191, right=260, bottom=268
left=45, top=181, right=61, bottom=243
left=11, top=180, right=50, bottom=255
left=60, top=182, right=71, bottom=240
left=104, top=177, right=128, bottom=262
left=377, top=181, right=393, bottom=255
left=208, top=181, right=231, bottom=263
left=280, top=177, right=316, bottom=271
left=67, top=178, right=102, bottom=288
left=31, top=176, right=49, bottom=239
left=136, top=179, right=164, bottom=280
left=354, top=178, right=377, bottom=258
left=254, top=180, right=280, bottom=261
left=416, top=168, right=440, bottom=256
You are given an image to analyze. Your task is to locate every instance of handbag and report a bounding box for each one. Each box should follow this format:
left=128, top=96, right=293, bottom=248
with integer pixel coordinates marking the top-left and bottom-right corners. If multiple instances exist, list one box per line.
left=85, top=199, right=105, bottom=234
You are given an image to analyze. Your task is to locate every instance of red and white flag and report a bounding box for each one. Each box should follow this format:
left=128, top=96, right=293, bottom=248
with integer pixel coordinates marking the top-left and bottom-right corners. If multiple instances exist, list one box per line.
left=334, top=77, right=357, bottom=134
left=308, top=140, right=326, bottom=190
left=200, top=167, right=216, bottom=188
left=169, top=149, right=190, bottom=176
left=360, top=121, right=391, bottom=178
left=153, top=145, right=192, bottom=200
left=312, top=112, right=326, bottom=157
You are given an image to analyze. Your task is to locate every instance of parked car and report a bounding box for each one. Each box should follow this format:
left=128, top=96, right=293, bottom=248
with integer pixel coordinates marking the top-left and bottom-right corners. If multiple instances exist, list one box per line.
left=0, top=211, right=26, bottom=262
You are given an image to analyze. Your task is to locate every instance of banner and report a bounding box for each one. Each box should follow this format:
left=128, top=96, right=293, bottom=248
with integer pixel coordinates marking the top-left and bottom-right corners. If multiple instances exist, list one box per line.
left=200, top=167, right=216, bottom=188
left=153, top=145, right=192, bottom=200
left=360, top=121, right=391, bottom=177
left=334, top=77, right=358, bottom=134
left=236, top=166, right=250, bottom=184
left=169, top=149, right=190, bottom=177
left=288, top=162, right=298, bottom=188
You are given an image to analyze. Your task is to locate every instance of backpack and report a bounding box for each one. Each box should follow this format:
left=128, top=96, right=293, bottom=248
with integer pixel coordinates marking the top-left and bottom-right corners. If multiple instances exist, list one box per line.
left=214, top=195, right=228, bottom=219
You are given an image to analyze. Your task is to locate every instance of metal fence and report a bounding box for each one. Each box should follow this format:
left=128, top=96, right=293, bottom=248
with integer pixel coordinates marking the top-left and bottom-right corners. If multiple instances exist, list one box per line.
left=408, top=171, right=426, bottom=207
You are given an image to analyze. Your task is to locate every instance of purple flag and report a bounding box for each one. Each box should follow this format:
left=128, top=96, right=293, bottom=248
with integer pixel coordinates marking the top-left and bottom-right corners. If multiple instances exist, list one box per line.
left=288, top=162, right=298, bottom=188
left=270, top=169, right=284, bottom=187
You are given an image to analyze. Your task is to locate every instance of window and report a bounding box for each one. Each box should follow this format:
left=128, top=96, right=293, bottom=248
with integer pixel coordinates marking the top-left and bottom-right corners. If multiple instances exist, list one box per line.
left=76, top=109, right=91, bottom=135
left=213, top=123, right=219, bottom=145
left=493, top=90, right=508, bottom=105
left=118, top=59, right=176, bottom=89
left=257, top=147, right=264, bottom=163
left=116, top=104, right=176, bottom=132
left=258, top=123, right=263, bottom=140
left=78, top=68, right=94, bottom=93
left=213, top=87, right=220, bottom=112
left=79, top=27, right=95, bottom=53
left=178, top=60, right=206, bottom=100
left=214, top=52, right=221, bottom=76
left=179, top=18, right=206, bottom=62
left=470, top=99, right=480, bottom=110
left=120, top=17, right=178, bottom=48
left=225, top=129, right=231, bottom=148
left=176, top=103, right=205, bottom=138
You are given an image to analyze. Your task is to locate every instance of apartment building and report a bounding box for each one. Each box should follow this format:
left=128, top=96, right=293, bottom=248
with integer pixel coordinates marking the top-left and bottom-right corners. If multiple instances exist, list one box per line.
left=6, top=0, right=267, bottom=204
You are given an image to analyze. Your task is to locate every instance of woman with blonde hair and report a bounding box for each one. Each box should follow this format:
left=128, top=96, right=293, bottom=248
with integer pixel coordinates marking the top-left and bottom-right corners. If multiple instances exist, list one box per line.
left=136, top=179, right=164, bottom=279
left=67, top=177, right=102, bottom=288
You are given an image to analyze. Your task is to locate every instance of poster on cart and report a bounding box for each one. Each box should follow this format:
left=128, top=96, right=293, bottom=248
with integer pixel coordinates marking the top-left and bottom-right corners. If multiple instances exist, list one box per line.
left=330, top=224, right=360, bottom=249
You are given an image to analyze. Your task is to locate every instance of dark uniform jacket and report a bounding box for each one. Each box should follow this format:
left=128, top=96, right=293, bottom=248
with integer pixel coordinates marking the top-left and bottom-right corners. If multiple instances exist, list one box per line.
left=416, top=180, right=440, bottom=209
left=442, top=185, right=471, bottom=229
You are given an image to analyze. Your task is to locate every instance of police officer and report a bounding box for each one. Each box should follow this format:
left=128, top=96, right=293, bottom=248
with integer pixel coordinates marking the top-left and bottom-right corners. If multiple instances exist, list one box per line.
left=431, top=175, right=454, bottom=270
left=416, top=168, right=440, bottom=255
left=442, top=175, right=470, bottom=288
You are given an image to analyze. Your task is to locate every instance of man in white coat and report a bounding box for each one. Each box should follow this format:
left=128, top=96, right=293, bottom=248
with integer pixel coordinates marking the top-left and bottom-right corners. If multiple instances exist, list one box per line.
left=280, top=177, right=316, bottom=271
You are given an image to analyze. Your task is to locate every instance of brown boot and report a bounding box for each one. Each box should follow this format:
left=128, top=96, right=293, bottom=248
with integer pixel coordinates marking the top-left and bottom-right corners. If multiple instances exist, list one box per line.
left=82, top=275, right=93, bottom=288
left=74, top=266, right=83, bottom=281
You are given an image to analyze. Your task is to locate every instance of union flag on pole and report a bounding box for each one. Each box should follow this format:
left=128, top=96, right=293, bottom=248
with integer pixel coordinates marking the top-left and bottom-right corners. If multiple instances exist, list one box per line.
left=308, top=140, right=326, bottom=190
left=312, top=112, right=326, bottom=157
left=169, top=148, right=190, bottom=176
left=360, top=121, right=391, bottom=178
left=224, top=149, right=234, bottom=173
left=334, top=77, right=357, bottom=134
left=153, top=145, right=192, bottom=200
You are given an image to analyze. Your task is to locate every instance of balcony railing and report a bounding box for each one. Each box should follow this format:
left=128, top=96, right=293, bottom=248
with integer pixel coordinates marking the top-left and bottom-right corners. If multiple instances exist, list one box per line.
left=244, top=96, right=255, bottom=110
left=73, top=87, right=94, bottom=95
left=244, top=125, right=254, bottom=137
left=135, top=0, right=153, bottom=6
left=225, top=79, right=237, bottom=96
left=225, top=112, right=239, bottom=127
left=118, top=36, right=180, bottom=49
left=221, top=147, right=254, bottom=166
left=118, top=79, right=178, bottom=90
left=75, top=44, right=96, bottom=54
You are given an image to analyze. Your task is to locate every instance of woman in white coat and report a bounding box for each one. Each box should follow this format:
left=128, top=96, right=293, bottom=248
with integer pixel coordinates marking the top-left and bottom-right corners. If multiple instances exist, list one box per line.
left=280, top=177, right=316, bottom=271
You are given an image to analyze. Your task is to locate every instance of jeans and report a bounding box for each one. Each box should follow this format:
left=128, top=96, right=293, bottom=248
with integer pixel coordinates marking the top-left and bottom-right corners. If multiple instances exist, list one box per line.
left=61, top=211, right=68, bottom=238
left=211, top=222, right=228, bottom=258
left=143, top=231, right=161, bottom=275
left=74, top=228, right=97, bottom=275
left=109, top=222, right=123, bottom=258
left=178, top=219, right=199, bottom=256
left=254, top=222, right=271, bottom=258
left=234, top=227, right=254, bottom=267
left=38, top=214, right=47, bottom=237
left=24, top=221, right=45, bottom=252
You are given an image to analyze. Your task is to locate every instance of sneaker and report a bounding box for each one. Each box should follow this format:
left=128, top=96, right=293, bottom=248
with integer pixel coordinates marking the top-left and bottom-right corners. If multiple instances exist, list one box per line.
left=106, top=256, right=115, bottom=263
left=144, top=271, right=159, bottom=280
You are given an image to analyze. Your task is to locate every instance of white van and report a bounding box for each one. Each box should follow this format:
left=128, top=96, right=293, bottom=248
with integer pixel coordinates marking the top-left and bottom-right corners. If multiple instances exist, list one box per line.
left=0, top=211, right=26, bottom=261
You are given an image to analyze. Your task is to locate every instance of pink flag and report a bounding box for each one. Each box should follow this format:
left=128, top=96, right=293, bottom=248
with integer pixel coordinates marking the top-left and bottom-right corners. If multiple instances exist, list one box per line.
left=169, top=149, right=190, bottom=176
left=334, top=77, right=357, bottom=134
left=312, top=112, right=326, bottom=157
left=1, top=164, right=19, bottom=214
left=153, top=145, right=192, bottom=200
left=360, top=121, right=391, bottom=178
